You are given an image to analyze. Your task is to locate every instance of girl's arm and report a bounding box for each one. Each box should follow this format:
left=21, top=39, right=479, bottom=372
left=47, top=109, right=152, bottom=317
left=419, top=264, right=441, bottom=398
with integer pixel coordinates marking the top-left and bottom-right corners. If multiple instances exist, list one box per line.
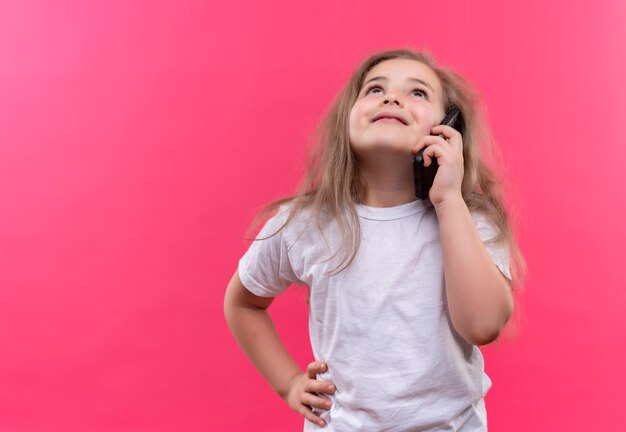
left=223, top=270, right=335, bottom=426
left=434, top=196, right=514, bottom=346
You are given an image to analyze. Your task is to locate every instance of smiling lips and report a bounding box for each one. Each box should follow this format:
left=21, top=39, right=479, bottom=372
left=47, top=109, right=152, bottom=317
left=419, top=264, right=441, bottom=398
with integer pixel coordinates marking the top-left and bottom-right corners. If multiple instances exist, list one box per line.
left=375, top=118, right=405, bottom=125
left=371, top=112, right=408, bottom=125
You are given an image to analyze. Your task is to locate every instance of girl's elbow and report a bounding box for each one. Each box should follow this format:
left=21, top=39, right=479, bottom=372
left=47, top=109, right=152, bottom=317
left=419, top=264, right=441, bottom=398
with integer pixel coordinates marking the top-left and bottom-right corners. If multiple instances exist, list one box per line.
left=470, top=304, right=513, bottom=346
left=469, top=328, right=502, bottom=346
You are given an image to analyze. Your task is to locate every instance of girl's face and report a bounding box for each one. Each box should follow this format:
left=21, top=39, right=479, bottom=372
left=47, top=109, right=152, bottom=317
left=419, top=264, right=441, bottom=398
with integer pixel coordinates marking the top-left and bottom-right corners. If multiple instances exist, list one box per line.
left=349, top=59, right=447, bottom=159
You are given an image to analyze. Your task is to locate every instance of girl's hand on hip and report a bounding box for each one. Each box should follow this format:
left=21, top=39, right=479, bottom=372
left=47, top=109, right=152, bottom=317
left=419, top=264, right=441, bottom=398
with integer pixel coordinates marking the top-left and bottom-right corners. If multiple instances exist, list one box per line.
left=413, top=124, right=465, bottom=207
left=284, top=361, right=336, bottom=428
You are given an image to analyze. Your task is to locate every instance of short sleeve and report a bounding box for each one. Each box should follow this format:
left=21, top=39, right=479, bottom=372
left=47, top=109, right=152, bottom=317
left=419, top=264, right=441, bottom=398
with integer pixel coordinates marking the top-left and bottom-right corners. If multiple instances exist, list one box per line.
left=471, top=211, right=512, bottom=283
left=238, top=206, right=303, bottom=297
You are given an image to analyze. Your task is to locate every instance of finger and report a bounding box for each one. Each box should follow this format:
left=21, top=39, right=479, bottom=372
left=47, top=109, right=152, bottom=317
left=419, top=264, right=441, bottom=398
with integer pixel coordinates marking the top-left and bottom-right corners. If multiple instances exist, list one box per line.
left=306, top=379, right=336, bottom=395
left=302, top=392, right=333, bottom=410
left=423, top=144, right=446, bottom=167
left=431, top=124, right=460, bottom=140
left=307, top=361, right=327, bottom=379
left=298, top=404, right=326, bottom=428
left=431, top=125, right=463, bottom=152
left=413, top=135, right=448, bottom=155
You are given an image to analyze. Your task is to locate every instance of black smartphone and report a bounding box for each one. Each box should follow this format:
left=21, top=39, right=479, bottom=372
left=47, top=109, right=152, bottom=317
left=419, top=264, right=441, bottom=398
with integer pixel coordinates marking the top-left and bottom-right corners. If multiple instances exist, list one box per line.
left=413, top=108, right=465, bottom=200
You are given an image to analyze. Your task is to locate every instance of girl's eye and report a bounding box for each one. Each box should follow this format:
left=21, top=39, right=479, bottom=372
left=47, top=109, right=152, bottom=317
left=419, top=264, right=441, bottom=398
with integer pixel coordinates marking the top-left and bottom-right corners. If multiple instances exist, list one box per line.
left=411, top=88, right=429, bottom=99
left=364, top=84, right=383, bottom=95
left=363, top=84, right=429, bottom=100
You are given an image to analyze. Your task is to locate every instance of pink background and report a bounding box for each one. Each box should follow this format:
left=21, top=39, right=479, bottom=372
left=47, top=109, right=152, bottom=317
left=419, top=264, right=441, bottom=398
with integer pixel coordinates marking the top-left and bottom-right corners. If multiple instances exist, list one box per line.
left=1, top=1, right=625, bottom=430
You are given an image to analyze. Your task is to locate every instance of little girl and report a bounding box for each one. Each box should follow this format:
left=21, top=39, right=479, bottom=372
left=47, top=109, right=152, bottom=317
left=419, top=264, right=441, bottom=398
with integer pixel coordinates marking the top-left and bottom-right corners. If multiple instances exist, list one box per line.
left=224, top=48, right=526, bottom=431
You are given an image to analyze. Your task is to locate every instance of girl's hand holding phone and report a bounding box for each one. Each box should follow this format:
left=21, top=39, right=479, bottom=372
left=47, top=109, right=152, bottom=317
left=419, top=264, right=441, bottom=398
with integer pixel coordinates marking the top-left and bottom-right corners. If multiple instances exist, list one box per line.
left=413, top=124, right=465, bottom=207
left=284, top=361, right=336, bottom=427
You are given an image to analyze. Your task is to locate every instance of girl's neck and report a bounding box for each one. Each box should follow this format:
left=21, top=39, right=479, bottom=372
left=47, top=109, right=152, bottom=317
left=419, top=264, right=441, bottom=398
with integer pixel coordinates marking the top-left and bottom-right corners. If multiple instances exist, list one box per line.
left=361, top=189, right=416, bottom=208
left=359, top=165, right=416, bottom=208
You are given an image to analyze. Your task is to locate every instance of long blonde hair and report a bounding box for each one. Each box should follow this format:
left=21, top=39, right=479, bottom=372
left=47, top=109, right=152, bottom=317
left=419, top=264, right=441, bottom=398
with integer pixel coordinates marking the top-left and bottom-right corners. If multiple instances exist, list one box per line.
left=245, top=48, right=526, bottom=299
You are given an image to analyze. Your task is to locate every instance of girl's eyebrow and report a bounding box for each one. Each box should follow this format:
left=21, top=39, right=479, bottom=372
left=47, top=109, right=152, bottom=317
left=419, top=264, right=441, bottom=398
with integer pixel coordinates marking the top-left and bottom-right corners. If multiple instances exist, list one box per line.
left=362, top=76, right=434, bottom=93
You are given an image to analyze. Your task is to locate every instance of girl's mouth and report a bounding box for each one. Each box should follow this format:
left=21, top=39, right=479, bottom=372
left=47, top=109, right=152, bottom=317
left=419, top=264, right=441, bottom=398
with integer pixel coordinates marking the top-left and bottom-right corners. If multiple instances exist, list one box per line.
left=374, top=118, right=406, bottom=125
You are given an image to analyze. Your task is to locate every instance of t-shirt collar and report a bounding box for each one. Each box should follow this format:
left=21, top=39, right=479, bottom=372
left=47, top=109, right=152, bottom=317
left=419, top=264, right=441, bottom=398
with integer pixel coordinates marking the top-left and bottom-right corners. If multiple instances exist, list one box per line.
left=355, top=199, right=428, bottom=221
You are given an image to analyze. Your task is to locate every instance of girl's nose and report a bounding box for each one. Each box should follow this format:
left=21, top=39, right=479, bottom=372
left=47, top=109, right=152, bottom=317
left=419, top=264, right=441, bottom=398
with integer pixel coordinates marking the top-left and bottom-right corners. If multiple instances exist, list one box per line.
left=383, top=93, right=402, bottom=106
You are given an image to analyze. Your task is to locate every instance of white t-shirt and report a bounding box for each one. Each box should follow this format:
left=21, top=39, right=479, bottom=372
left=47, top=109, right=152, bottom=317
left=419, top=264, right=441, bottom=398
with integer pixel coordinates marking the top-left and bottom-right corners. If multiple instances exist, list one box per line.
left=238, top=199, right=511, bottom=431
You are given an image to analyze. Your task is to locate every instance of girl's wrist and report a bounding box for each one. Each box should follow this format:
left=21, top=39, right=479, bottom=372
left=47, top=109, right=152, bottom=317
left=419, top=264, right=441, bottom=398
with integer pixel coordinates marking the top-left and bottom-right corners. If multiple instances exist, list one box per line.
left=432, top=193, right=465, bottom=214
left=276, top=368, right=303, bottom=400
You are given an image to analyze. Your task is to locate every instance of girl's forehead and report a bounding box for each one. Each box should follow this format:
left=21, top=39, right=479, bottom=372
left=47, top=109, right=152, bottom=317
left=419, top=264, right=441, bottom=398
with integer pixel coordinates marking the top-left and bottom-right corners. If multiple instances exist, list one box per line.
left=364, top=59, right=440, bottom=90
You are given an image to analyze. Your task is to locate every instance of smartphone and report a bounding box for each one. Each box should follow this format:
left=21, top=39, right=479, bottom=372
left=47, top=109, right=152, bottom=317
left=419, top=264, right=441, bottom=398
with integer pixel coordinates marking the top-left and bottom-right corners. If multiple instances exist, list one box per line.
left=413, top=108, right=465, bottom=200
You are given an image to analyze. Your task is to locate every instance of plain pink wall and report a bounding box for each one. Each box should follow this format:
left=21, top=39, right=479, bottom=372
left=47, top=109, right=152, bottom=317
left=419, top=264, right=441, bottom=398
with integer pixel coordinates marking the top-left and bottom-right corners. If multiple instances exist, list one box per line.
left=1, top=1, right=625, bottom=430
